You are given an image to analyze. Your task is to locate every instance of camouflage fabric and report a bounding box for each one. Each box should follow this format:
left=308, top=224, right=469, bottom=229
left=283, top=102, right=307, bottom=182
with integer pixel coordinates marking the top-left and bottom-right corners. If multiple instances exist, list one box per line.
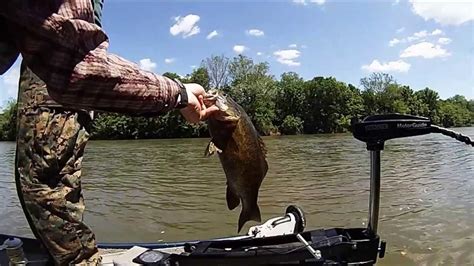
left=15, top=62, right=99, bottom=265
left=11, top=1, right=106, bottom=264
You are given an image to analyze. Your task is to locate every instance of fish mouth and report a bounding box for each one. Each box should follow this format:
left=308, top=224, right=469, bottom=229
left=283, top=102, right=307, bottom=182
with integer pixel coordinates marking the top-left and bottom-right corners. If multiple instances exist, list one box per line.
left=204, top=90, right=229, bottom=112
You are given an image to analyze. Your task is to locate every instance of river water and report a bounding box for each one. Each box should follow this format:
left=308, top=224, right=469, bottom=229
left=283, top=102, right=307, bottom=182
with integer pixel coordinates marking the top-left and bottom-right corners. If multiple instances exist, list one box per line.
left=1, top=128, right=473, bottom=265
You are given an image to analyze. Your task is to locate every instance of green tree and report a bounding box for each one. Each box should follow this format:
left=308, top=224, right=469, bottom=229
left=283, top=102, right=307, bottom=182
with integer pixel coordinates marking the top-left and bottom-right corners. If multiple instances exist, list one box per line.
left=274, top=72, right=306, bottom=129
left=0, top=100, right=18, bottom=141
left=280, top=115, right=303, bottom=135
left=438, top=100, right=472, bottom=127
left=415, top=87, right=440, bottom=122
left=186, top=67, right=210, bottom=90
left=228, top=55, right=277, bottom=135
left=304, top=77, right=363, bottom=133
left=201, top=55, right=230, bottom=89
left=360, top=73, right=397, bottom=115
left=162, top=72, right=182, bottom=81
left=360, top=72, right=396, bottom=93
left=468, top=100, right=474, bottom=113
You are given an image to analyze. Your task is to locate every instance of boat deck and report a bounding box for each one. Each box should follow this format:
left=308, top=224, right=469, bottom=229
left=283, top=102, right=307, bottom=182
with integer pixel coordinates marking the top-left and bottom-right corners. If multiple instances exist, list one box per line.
left=100, top=246, right=185, bottom=265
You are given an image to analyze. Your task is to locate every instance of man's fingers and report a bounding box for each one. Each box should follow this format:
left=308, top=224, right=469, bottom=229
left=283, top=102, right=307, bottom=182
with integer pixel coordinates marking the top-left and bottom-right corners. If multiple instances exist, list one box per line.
left=200, top=105, right=220, bottom=121
left=198, top=95, right=206, bottom=110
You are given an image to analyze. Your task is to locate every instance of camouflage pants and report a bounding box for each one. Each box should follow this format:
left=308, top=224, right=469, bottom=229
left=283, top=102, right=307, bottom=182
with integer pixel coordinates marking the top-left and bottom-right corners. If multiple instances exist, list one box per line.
left=15, top=63, right=99, bottom=265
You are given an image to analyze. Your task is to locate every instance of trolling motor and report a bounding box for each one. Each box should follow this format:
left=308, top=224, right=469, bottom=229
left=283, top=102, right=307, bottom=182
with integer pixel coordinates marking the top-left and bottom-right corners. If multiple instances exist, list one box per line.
left=352, top=113, right=473, bottom=238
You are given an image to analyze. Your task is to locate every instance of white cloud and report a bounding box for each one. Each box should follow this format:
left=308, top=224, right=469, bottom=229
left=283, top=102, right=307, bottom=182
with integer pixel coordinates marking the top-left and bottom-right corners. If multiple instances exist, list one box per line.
left=431, top=29, right=443, bottom=36
left=207, top=30, right=219, bottom=40
left=301, top=44, right=308, bottom=49
left=406, top=30, right=428, bottom=42
left=293, top=0, right=306, bottom=4
left=289, top=44, right=298, bottom=48
left=362, top=59, right=411, bottom=73
left=164, top=58, right=175, bottom=64
left=273, top=49, right=301, bottom=66
left=293, top=0, right=325, bottom=5
left=390, top=29, right=446, bottom=46
left=170, top=14, right=200, bottom=38
left=392, top=0, right=400, bottom=5
left=389, top=38, right=401, bottom=47
left=400, top=42, right=450, bottom=59
left=246, top=29, right=264, bottom=37
left=409, top=0, right=474, bottom=26
left=233, top=45, right=248, bottom=54
left=139, top=58, right=157, bottom=71
left=256, top=52, right=263, bottom=56
left=438, top=37, right=452, bottom=45
left=414, top=30, right=429, bottom=38
left=206, top=30, right=219, bottom=40
left=396, top=27, right=405, bottom=33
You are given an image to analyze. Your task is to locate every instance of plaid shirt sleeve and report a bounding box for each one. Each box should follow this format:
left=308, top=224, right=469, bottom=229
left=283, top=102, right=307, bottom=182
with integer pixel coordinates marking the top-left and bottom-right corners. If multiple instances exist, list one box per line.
left=0, top=0, right=180, bottom=116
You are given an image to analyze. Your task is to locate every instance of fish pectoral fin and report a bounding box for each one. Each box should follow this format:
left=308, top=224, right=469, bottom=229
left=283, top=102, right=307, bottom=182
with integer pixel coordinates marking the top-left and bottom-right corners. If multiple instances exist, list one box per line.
left=204, top=141, right=222, bottom=157
left=226, top=186, right=240, bottom=210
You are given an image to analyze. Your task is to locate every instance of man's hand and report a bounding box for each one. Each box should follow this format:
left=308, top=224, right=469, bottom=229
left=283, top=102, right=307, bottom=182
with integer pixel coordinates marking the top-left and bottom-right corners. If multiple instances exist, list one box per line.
left=179, top=83, right=220, bottom=124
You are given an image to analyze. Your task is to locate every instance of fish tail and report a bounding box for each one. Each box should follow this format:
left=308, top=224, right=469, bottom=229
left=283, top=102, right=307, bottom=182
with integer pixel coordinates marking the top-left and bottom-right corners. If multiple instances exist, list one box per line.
left=238, top=203, right=261, bottom=233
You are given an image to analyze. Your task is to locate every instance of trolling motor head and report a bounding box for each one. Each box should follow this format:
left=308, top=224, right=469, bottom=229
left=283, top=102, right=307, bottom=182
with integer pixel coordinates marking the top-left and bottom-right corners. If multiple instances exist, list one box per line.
left=352, top=113, right=432, bottom=151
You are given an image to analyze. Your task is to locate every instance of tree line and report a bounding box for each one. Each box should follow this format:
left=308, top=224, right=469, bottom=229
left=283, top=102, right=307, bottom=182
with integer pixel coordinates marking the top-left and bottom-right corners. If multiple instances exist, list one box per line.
left=1, top=55, right=473, bottom=141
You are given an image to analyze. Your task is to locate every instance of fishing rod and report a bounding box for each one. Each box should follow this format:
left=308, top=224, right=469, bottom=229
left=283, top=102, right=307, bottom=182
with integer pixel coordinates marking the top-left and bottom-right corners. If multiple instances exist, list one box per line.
left=352, top=113, right=473, bottom=236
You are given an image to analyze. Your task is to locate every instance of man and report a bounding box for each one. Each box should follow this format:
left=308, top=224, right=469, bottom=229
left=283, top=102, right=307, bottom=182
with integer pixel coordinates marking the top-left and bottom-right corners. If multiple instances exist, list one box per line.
left=0, top=0, right=218, bottom=265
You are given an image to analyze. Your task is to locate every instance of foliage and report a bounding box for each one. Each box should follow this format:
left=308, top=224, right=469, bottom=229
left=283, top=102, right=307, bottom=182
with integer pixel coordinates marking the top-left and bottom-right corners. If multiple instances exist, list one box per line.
left=227, top=55, right=277, bottom=135
left=274, top=72, right=306, bottom=128
left=185, top=67, right=210, bottom=90
left=280, top=115, right=303, bottom=135
left=303, top=77, right=363, bottom=133
left=415, top=87, right=441, bottom=123
left=1, top=63, right=473, bottom=140
left=90, top=111, right=208, bottom=140
left=0, top=100, right=17, bottom=141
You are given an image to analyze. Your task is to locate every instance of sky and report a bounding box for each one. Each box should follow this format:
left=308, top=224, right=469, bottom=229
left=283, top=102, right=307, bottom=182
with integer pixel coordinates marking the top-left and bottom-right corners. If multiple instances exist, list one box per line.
left=1, top=0, right=473, bottom=108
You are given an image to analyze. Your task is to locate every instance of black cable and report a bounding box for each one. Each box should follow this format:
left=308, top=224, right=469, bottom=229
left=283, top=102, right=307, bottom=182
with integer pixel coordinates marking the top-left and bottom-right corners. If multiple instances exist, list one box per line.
left=282, top=235, right=350, bottom=255
left=251, top=235, right=349, bottom=256
left=430, top=125, right=474, bottom=147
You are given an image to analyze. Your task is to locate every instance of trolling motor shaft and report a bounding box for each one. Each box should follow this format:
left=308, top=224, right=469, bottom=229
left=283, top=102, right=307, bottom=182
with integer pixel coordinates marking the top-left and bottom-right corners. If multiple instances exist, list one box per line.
left=368, top=150, right=381, bottom=234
